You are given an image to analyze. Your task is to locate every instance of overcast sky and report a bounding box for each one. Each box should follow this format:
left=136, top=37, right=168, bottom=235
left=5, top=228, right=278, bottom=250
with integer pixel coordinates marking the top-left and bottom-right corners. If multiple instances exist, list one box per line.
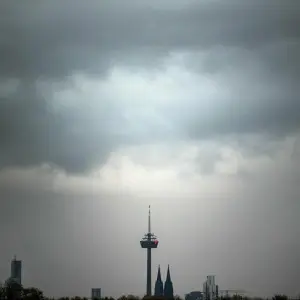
left=1, top=0, right=300, bottom=299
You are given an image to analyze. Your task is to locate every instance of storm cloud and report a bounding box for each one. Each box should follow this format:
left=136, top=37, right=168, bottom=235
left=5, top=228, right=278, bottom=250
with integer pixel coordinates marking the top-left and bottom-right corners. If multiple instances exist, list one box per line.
left=1, top=0, right=300, bottom=172
left=0, top=3, right=299, bottom=172
left=1, top=1, right=300, bottom=78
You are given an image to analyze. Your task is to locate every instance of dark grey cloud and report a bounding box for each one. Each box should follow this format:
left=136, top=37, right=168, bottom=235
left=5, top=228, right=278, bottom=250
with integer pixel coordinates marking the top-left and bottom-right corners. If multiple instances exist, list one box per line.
left=0, top=0, right=300, bottom=173
left=1, top=0, right=299, bottom=79
left=0, top=82, right=118, bottom=173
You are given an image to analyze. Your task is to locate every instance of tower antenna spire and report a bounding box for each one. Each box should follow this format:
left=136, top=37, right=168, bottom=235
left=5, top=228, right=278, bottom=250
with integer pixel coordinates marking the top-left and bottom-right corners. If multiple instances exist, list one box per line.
left=148, top=205, right=151, bottom=234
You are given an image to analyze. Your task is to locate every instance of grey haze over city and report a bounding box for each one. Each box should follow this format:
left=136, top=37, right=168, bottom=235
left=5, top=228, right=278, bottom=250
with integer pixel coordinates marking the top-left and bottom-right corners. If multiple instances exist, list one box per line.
left=0, top=0, right=300, bottom=298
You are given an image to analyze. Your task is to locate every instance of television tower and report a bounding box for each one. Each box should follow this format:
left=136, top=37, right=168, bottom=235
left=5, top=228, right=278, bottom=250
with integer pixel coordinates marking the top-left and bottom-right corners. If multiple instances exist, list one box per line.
left=140, top=205, right=159, bottom=296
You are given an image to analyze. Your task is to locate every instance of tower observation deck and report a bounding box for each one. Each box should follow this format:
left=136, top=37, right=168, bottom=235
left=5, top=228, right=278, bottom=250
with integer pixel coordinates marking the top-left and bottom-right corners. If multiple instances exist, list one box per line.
left=140, top=205, right=159, bottom=296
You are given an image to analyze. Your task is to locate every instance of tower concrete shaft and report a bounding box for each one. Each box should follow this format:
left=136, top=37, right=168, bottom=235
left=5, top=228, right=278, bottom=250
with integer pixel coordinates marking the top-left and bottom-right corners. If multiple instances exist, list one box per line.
left=147, top=247, right=151, bottom=296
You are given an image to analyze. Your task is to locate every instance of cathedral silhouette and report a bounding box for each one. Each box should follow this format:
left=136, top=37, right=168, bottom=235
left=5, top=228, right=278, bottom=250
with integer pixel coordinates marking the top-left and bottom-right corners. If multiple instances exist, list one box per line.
left=154, top=265, right=174, bottom=299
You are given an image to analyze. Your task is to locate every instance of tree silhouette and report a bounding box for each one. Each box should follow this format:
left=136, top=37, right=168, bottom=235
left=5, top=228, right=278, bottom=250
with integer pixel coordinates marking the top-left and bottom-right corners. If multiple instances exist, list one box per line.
left=0, top=286, right=6, bottom=300
left=4, top=278, right=23, bottom=300
left=272, top=295, right=288, bottom=300
left=23, top=287, right=44, bottom=300
left=0, top=285, right=295, bottom=300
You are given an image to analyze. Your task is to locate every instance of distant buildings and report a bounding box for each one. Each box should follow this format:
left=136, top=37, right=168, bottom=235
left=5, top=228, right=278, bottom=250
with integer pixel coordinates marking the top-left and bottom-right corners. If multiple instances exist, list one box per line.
left=203, top=276, right=218, bottom=300
left=185, top=291, right=203, bottom=300
left=10, top=256, right=22, bottom=286
left=2, top=257, right=23, bottom=300
left=91, top=288, right=102, bottom=300
left=154, top=265, right=174, bottom=299
left=3, top=255, right=22, bottom=289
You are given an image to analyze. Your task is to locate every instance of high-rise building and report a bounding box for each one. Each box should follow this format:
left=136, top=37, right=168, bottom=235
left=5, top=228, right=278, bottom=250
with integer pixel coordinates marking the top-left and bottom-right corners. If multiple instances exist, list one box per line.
left=11, top=256, right=22, bottom=285
left=91, top=288, right=101, bottom=300
left=154, top=265, right=164, bottom=296
left=163, top=265, right=174, bottom=299
left=203, top=276, right=218, bottom=300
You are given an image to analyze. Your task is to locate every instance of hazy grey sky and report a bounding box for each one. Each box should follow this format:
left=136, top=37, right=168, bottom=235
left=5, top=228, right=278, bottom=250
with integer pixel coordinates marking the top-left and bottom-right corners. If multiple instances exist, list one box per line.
left=0, top=0, right=300, bottom=298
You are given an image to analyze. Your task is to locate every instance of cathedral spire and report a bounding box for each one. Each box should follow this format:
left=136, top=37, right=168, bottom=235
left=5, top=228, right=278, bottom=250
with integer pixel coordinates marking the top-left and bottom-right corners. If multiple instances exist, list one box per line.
left=154, top=265, right=164, bottom=296
left=157, top=265, right=162, bottom=281
left=164, top=265, right=174, bottom=299
left=166, top=264, right=171, bottom=282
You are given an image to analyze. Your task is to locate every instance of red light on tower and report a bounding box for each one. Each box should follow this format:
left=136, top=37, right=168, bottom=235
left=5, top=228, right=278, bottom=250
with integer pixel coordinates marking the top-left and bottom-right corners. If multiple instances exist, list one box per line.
left=154, top=240, right=158, bottom=245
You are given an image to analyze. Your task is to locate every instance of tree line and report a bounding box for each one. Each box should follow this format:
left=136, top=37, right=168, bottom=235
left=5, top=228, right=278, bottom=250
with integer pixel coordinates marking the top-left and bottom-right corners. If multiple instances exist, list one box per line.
left=0, top=283, right=296, bottom=300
